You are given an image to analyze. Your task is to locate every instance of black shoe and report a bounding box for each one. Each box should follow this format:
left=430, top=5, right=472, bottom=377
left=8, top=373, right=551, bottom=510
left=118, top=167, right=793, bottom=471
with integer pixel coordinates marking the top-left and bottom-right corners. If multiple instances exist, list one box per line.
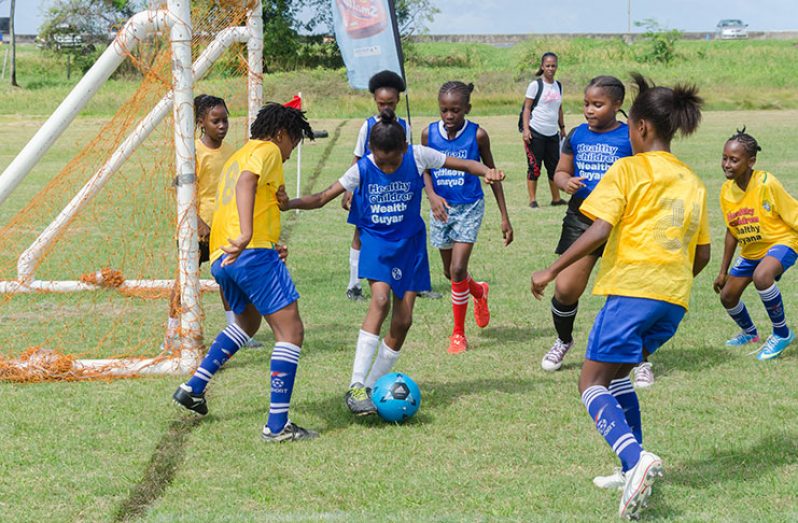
left=262, top=421, right=319, bottom=442
left=346, top=286, right=366, bottom=301
left=550, top=199, right=567, bottom=206
left=173, top=384, right=208, bottom=416
left=418, top=290, right=443, bottom=299
left=345, top=383, right=377, bottom=416
left=529, top=201, right=539, bottom=209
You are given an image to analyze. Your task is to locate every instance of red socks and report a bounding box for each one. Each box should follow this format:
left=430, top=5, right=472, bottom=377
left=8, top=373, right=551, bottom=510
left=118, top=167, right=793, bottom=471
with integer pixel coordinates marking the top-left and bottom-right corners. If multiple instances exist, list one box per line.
left=451, top=279, right=469, bottom=336
left=467, top=276, right=484, bottom=299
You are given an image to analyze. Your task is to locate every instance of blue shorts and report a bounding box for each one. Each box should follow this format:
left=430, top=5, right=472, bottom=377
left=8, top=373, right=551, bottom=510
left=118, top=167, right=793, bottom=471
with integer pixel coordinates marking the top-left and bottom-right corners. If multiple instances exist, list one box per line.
left=429, top=199, right=485, bottom=249
left=211, top=248, right=299, bottom=316
left=729, top=244, right=797, bottom=279
left=359, top=228, right=431, bottom=299
left=585, top=296, right=686, bottom=364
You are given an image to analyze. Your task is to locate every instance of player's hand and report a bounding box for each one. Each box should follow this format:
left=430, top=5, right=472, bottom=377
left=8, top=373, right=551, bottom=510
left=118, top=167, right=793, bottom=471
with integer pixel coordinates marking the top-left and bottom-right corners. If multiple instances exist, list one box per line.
left=501, top=220, right=514, bottom=246
left=276, top=244, right=288, bottom=263
left=276, top=185, right=289, bottom=211
left=713, top=273, right=727, bottom=294
left=522, top=128, right=532, bottom=144
left=485, top=169, right=505, bottom=184
left=531, top=268, right=555, bottom=300
left=564, top=176, right=586, bottom=195
left=430, top=194, right=450, bottom=223
left=220, top=235, right=250, bottom=266
left=197, top=218, right=210, bottom=242
left=341, top=191, right=353, bottom=211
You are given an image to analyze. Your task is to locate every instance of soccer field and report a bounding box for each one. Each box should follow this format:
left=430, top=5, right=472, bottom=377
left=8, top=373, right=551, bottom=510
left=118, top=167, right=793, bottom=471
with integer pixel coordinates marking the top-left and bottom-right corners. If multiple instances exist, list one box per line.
left=1, top=110, right=797, bottom=521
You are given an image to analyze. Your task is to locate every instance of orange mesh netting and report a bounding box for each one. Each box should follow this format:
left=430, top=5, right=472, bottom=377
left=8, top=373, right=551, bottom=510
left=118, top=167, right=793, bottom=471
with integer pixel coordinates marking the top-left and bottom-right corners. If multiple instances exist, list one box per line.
left=0, top=1, right=257, bottom=382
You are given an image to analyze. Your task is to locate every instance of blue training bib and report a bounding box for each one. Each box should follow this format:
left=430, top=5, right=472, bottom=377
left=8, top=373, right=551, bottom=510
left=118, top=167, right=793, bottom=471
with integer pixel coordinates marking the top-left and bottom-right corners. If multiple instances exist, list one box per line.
left=569, top=122, right=632, bottom=200
left=427, top=121, right=483, bottom=205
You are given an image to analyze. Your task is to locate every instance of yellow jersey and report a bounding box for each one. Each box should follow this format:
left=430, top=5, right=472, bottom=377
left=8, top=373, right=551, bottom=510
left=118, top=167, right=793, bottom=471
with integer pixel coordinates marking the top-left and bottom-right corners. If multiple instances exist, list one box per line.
left=195, top=139, right=235, bottom=226
left=209, top=140, right=284, bottom=263
left=720, top=170, right=798, bottom=259
left=580, top=151, right=711, bottom=309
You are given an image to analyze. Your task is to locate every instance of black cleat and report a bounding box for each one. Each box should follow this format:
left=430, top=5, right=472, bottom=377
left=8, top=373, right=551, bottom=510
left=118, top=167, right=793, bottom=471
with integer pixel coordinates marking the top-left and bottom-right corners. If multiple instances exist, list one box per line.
left=172, top=384, right=208, bottom=416
left=347, top=286, right=366, bottom=301
left=345, top=383, right=377, bottom=416
left=262, top=421, right=319, bottom=442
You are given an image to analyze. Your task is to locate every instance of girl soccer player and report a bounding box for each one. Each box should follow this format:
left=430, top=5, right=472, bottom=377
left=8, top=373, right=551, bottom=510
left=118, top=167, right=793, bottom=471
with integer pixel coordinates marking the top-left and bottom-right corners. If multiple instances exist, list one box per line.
left=714, top=128, right=797, bottom=360
left=521, top=52, right=566, bottom=208
left=173, top=103, right=317, bottom=443
left=422, top=81, right=513, bottom=354
left=541, top=76, right=632, bottom=371
left=531, top=74, right=711, bottom=519
left=164, top=95, right=262, bottom=349
left=286, top=108, right=504, bottom=416
left=344, top=70, right=411, bottom=301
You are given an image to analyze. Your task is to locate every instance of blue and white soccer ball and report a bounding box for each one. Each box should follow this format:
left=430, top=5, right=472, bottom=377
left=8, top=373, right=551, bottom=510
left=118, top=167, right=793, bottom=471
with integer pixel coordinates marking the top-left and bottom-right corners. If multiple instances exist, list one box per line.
left=371, top=372, right=421, bottom=423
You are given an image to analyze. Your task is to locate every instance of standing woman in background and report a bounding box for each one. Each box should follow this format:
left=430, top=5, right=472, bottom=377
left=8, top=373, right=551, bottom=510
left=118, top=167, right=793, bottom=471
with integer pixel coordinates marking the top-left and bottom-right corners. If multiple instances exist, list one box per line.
left=521, top=52, right=566, bottom=208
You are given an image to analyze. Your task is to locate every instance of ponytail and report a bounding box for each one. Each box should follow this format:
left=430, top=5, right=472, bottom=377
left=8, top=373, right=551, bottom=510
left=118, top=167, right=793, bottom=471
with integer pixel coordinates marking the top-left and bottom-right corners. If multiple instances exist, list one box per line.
left=628, top=73, right=703, bottom=141
left=370, top=108, right=406, bottom=152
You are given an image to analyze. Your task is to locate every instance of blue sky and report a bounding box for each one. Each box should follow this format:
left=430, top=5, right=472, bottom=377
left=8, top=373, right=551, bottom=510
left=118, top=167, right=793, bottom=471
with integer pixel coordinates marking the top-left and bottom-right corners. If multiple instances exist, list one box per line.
left=3, top=0, right=797, bottom=35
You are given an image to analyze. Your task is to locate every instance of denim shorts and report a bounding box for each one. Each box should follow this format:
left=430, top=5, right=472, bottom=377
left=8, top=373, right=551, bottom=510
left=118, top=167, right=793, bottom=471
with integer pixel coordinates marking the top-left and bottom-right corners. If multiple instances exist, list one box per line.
left=429, top=199, right=485, bottom=249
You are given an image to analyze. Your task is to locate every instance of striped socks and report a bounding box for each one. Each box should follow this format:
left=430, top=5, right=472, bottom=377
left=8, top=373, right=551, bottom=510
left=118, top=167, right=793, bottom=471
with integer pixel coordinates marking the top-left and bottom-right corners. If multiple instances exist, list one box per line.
left=582, top=385, right=643, bottom=472
left=551, top=297, right=578, bottom=344
left=725, top=301, right=758, bottom=337
left=186, top=323, right=250, bottom=395
left=267, top=341, right=302, bottom=435
left=757, top=283, right=789, bottom=338
left=451, top=279, right=470, bottom=336
left=609, top=378, right=642, bottom=444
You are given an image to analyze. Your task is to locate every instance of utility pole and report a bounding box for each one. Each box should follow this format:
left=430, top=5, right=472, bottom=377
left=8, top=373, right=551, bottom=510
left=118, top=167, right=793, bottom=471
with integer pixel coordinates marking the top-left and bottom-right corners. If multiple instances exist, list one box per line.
left=627, top=0, right=632, bottom=34
left=9, top=0, right=17, bottom=86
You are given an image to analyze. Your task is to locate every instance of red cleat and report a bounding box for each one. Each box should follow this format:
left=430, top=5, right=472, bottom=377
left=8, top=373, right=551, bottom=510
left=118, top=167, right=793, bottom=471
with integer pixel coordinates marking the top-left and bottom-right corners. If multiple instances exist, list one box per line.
left=473, top=281, right=490, bottom=328
left=448, top=334, right=468, bottom=354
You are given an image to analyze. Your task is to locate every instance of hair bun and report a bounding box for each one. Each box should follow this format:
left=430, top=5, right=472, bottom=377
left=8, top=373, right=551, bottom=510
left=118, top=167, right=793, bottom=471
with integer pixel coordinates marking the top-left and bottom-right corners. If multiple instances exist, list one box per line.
left=379, top=107, right=397, bottom=125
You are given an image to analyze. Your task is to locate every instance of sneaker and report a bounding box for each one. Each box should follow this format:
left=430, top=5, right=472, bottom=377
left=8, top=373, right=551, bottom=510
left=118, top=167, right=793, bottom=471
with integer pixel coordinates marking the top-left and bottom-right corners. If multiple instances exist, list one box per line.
left=473, top=281, right=490, bottom=328
left=725, top=331, right=760, bottom=347
left=243, top=338, right=264, bottom=349
left=448, top=333, right=468, bottom=354
left=344, top=382, right=377, bottom=416
left=550, top=199, right=567, bottom=206
left=172, top=383, right=208, bottom=416
left=346, top=286, right=366, bottom=301
left=262, top=421, right=319, bottom=442
left=593, top=467, right=626, bottom=490
left=541, top=338, right=573, bottom=372
left=619, top=451, right=663, bottom=520
left=419, top=290, right=443, bottom=299
left=633, top=362, right=654, bottom=389
left=756, top=330, right=795, bottom=361
left=529, top=201, right=539, bottom=209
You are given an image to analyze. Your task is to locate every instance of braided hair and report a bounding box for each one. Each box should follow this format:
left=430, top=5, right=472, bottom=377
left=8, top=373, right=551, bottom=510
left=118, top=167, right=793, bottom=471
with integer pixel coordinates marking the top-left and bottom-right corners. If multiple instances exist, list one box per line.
left=727, top=127, right=761, bottom=157
left=439, top=81, right=474, bottom=104
left=194, top=94, right=227, bottom=127
left=250, top=102, right=314, bottom=142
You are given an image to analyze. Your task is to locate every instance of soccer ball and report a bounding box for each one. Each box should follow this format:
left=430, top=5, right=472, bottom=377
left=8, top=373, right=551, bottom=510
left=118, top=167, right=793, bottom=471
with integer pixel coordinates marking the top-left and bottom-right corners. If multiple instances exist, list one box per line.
left=371, top=372, right=421, bottom=423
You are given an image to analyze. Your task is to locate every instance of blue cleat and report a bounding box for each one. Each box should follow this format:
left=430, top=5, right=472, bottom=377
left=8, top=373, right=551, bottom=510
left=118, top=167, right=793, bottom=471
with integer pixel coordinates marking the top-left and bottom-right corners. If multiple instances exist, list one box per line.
left=725, top=332, right=760, bottom=347
left=756, top=330, right=795, bottom=361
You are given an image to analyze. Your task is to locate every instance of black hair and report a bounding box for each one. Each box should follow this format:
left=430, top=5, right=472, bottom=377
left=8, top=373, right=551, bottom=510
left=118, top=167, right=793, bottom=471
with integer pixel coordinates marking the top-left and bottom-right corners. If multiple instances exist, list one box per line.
left=439, top=81, right=474, bottom=104
left=368, top=70, right=406, bottom=94
left=628, top=73, right=703, bottom=141
left=369, top=108, right=406, bottom=152
left=727, top=127, right=761, bottom=157
left=250, top=102, right=314, bottom=142
left=585, top=76, right=625, bottom=104
left=535, top=52, right=558, bottom=76
left=194, top=94, right=227, bottom=126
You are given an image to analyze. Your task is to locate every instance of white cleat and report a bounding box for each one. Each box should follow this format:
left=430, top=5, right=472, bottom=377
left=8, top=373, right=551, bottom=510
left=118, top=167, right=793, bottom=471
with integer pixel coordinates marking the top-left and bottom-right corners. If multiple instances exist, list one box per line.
left=619, top=451, right=663, bottom=520
left=593, top=467, right=626, bottom=490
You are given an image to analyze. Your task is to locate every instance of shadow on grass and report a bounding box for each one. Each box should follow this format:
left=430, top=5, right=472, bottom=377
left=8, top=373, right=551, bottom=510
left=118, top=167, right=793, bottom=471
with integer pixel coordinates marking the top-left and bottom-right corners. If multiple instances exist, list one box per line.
left=477, top=324, right=554, bottom=343
left=653, top=343, right=734, bottom=378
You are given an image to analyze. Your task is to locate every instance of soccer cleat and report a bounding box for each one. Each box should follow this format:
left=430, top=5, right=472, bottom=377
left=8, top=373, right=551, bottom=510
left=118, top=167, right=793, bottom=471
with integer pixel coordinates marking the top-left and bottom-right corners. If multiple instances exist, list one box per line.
left=725, top=332, right=760, bottom=347
left=619, top=451, right=663, bottom=520
left=418, top=290, right=443, bottom=299
left=756, top=330, right=795, bottom=361
left=172, top=383, right=208, bottom=416
left=243, top=338, right=264, bottom=349
left=550, top=199, right=567, bottom=206
left=448, top=333, right=468, bottom=354
left=262, top=421, right=319, bottom=442
left=593, top=467, right=626, bottom=490
left=344, top=383, right=377, bottom=416
left=541, top=338, right=573, bottom=372
left=346, top=286, right=366, bottom=301
left=633, top=362, right=654, bottom=389
left=473, top=281, right=491, bottom=328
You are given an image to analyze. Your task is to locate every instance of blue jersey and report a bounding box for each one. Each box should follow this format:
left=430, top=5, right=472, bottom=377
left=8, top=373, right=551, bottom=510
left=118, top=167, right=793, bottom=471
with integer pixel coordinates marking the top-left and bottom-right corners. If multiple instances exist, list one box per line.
left=351, top=147, right=425, bottom=241
left=427, top=121, right=483, bottom=205
left=565, top=122, right=632, bottom=200
left=364, top=116, right=408, bottom=157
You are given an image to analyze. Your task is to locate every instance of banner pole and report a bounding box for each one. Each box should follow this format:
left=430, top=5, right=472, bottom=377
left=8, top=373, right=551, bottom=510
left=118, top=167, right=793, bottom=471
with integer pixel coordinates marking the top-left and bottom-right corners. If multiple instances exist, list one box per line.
left=386, top=0, right=412, bottom=143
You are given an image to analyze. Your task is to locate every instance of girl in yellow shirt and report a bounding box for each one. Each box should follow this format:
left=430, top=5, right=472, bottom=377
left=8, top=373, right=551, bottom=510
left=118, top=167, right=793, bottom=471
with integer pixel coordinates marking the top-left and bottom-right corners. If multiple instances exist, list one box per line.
left=714, top=129, right=798, bottom=360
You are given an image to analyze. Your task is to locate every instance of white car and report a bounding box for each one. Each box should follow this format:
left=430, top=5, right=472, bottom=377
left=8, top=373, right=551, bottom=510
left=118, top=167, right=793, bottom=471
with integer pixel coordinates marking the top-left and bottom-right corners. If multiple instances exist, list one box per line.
left=716, top=19, right=748, bottom=40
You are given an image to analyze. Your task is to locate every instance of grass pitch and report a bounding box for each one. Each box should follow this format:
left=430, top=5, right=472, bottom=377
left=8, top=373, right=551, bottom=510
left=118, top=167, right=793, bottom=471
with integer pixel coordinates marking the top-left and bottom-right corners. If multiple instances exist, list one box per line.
left=1, top=110, right=797, bottom=522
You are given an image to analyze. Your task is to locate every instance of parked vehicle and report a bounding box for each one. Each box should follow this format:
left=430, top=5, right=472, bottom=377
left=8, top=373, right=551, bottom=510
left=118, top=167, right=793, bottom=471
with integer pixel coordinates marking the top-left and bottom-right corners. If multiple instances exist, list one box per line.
left=716, top=19, right=748, bottom=40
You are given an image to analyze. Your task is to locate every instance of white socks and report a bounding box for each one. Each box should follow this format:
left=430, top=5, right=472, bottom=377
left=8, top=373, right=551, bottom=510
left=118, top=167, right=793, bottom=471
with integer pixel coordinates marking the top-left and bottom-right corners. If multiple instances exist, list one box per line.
left=365, top=340, right=400, bottom=389
left=350, top=329, right=379, bottom=386
left=348, top=247, right=361, bottom=290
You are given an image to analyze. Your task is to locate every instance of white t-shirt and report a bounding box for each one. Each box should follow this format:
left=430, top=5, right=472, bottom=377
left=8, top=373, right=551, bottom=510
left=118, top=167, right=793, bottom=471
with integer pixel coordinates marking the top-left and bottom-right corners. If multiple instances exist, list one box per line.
left=525, top=79, right=562, bottom=137
left=339, top=145, right=447, bottom=191
left=353, top=117, right=413, bottom=157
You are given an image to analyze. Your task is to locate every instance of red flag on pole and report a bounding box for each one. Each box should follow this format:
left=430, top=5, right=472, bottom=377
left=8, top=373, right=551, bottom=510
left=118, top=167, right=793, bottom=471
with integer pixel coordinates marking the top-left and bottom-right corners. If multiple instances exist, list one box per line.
left=283, top=94, right=302, bottom=109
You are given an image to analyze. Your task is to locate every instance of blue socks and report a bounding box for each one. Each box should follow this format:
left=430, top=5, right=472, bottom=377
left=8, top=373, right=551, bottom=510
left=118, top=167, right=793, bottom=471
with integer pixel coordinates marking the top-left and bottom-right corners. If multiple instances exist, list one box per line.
left=609, top=378, right=642, bottom=444
left=758, top=283, right=789, bottom=338
left=267, top=342, right=302, bottom=434
left=725, top=301, right=758, bottom=337
left=582, top=385, right=642, bottom=472
left=186, top=324, right=250, bottom=395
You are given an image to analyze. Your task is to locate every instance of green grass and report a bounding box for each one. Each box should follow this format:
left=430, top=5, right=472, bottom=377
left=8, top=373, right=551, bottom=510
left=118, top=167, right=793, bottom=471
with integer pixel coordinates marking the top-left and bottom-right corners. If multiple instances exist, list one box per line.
left=2, top=38, right=798, bottom=119
left=1, top=110, right=798, bottom=521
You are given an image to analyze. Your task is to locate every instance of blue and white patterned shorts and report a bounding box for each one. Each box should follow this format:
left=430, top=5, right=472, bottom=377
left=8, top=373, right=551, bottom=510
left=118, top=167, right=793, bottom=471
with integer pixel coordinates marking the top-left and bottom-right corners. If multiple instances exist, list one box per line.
left=429, top=199, right=485, bottom=249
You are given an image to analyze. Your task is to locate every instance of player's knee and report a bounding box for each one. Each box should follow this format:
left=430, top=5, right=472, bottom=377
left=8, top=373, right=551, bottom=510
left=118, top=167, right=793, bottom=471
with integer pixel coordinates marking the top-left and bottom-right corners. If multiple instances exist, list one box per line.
left=752, top=269, right=775, bottom=290
left=719, top=287, right=739, bottom=309
left=372, top=293, right=391, bottom=316
left=450, top=264, right=467, bottom=282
